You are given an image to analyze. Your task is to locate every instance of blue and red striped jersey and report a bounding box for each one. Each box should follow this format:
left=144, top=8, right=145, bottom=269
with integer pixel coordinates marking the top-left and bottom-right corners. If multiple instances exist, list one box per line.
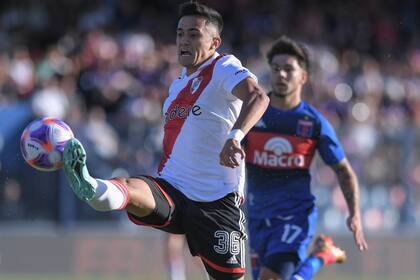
left=244, top=100, right=345, bottom=218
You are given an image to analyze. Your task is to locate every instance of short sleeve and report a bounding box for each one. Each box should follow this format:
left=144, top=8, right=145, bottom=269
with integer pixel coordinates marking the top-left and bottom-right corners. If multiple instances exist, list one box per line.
left=317, top=115, right=346, bottom=166
left=215, top=55, right=258, bottom=95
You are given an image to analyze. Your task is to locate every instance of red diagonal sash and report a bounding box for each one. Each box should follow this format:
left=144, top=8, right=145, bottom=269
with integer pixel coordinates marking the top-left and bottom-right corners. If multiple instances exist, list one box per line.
left=158, top=55, right=225, bottom=174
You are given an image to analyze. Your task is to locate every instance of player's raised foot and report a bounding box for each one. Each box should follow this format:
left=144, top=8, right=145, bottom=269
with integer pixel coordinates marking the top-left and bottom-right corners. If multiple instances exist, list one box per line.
left=311, top=234, right=347, bottom=265
left=63, top=138, right=96, bottom=202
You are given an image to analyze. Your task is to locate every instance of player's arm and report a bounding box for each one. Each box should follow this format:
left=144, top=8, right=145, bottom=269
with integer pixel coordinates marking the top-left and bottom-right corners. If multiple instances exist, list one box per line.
left=219, top=77, right=269, bottom=168
left=331, top=158, right=368, bottom=251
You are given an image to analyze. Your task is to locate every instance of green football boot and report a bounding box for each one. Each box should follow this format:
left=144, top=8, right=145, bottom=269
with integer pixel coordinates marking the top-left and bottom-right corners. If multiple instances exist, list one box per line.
left=63, top=138, right=96, bottom=201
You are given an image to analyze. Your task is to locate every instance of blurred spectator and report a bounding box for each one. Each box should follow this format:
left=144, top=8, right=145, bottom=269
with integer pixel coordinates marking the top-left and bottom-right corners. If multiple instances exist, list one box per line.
left=0, top=178, right=25, bottom=220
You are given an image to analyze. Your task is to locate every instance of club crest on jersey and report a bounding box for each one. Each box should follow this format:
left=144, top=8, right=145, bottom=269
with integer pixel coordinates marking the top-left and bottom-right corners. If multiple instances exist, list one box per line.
left=190, top=76, right=203, bottom=94
left=297, top=119, right=313, bottom=137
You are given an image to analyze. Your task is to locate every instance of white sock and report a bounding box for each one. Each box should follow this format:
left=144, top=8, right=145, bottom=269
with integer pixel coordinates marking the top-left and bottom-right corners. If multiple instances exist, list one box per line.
left=87, top=179, right=129, bottom=211
left=169, top=257, right=186, bottom=280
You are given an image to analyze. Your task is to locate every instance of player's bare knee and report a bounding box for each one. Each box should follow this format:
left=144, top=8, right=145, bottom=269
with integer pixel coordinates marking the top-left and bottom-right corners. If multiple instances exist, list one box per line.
left=124, top=177, right=156, bottom=216
left=125, top=177, right=152, bottom=193
left=113, top=177, right=147, bottom=194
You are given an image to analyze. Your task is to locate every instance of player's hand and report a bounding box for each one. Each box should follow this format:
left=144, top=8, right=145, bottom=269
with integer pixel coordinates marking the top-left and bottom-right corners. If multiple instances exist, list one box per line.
left=219, top=139, right=245, bottom=168
left=346, top=214, right=368, bottom=251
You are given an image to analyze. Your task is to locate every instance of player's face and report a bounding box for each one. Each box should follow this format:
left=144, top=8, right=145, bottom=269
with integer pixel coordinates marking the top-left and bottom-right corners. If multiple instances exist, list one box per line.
left=269, top=54, right=307, bottom=98
left=176, top=16, right=220, bottom=74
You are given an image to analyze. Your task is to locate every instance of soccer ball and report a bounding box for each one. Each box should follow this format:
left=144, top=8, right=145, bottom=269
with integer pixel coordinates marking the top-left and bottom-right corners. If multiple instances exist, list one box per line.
left=20, top=117, right=74, bottom=171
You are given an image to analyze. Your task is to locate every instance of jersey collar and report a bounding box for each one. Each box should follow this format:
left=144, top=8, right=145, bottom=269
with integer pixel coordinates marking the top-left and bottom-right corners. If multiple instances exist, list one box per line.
left=180, top=52, right=219, bottom=79
left=268, top=92, right=305, bottom=112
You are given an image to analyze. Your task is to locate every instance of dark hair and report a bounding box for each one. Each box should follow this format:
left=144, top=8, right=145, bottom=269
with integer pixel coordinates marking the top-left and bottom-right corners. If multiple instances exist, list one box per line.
left=178, top=1, right=223, bottom=34
left=267, top=36, right=310, bottom=72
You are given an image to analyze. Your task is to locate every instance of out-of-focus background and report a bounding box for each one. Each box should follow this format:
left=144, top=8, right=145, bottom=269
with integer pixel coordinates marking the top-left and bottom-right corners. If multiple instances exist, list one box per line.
left=0, top=0, right=419, bottom=279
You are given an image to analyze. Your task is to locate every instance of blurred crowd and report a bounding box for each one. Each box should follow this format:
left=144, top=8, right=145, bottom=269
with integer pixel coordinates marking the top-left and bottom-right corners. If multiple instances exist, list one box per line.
left=0, top=0, right=419, bottom=233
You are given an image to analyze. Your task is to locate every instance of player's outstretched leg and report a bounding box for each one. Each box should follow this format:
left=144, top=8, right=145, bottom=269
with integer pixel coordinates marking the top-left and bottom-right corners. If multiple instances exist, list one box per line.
left=291, top=235, right=346, bottom=280
left=63, top=138, right=129, bottom=211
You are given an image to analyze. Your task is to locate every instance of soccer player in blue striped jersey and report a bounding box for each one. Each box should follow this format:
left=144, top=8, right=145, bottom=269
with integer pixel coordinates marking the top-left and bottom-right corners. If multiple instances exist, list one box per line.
left=244, top=36, right=368, bottom=280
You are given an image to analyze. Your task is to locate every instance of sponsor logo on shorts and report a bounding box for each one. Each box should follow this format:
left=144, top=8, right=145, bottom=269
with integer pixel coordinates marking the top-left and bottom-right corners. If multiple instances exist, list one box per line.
left=227, top=255, right=239, bottom=264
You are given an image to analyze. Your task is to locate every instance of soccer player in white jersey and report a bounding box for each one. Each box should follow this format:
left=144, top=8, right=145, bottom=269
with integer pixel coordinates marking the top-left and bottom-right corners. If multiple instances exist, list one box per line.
left=62, top=2, right=269, bottom=279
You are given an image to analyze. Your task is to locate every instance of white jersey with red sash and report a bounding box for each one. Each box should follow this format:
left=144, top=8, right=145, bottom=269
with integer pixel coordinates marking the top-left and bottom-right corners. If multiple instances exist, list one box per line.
left=158, top=52, right=257, bottom=202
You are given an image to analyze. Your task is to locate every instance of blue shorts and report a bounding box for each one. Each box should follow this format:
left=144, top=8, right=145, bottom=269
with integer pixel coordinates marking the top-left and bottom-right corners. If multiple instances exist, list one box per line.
left=248, top=206, right=317, bottom=278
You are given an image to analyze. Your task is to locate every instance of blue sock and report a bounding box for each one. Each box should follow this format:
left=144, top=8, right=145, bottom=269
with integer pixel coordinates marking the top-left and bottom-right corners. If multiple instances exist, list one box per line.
left=291, top=256, right=323, bottom=280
